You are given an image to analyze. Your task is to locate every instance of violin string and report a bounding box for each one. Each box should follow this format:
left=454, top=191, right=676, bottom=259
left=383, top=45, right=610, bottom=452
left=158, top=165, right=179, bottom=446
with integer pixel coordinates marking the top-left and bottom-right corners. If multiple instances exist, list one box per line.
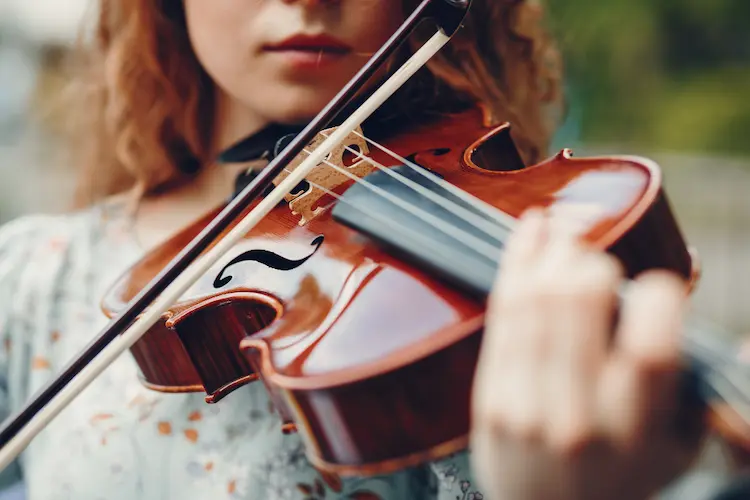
left=694, top=345, right=750, bottom=410
left=684, top=336, right=747, bottom=374
left=710, top=368, right=750, bottom=422
left=317, top=131, right=510, bottom=243
left=682, top=328, right=750, bottom=413
left=297, top=148, right=503, bottom=260
left=347, top=129, right=517, bottom=230
left=333, top=135, right=750, bottom=418
left=316, top=138, right=750, bottom=387
left=321, top=130, right=516, bottom=230
left=290, top=145, right=750, bottom=425
left=702, top=371, right=750, bottom=426
left=684, top=324, right=750, bottom=370
left=283, top=155, right=496, bottom=264
left=683, top=340, right=750, bottom=422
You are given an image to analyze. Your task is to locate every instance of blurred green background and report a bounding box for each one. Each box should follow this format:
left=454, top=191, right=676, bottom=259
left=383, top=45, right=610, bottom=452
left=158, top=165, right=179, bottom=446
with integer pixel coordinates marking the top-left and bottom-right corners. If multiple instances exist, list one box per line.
left=548, top=0, right=750, bottom=157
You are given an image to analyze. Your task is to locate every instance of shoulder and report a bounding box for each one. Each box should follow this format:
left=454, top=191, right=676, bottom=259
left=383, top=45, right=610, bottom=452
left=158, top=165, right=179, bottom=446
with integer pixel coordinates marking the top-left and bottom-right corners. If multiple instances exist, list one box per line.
left=0, top=213, right=69, bottom=278
left=0, top=198, right=133, bottom=305
left=0, top=213, right=61, bottom=248
left=0, top=210, right=91, bottom=263
left=0, top=194, right=134, bottom=262
left=0, top=212, right=84, bottom=311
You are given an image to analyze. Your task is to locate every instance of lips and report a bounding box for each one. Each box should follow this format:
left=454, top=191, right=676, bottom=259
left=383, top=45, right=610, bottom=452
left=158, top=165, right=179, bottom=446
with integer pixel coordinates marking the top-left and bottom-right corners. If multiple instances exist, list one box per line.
left=262, top=34, right=353, bottom=71
left=264, top=34, right=352, bottom=54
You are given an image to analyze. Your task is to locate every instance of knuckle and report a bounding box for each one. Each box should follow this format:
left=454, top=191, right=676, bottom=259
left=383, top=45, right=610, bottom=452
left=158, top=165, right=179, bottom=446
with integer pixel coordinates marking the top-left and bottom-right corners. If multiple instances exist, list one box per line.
left=549, top=423, right=596, bottom=458
left=492, top=278, right=539, bottom=315
left=578, top=254, right=623, bottom=290
left=492, top=282, right=525, bottom=311
left=508, top=417, right=543, bottom=444
left=472, top=386, right=502, bottom=423
left=590, top=253, right=624, bottom=281
left=472, top=403, right=498, bottom=429
left=562, top=254, right=622, bottom=301
left=530, top=265, right=568, bottom=299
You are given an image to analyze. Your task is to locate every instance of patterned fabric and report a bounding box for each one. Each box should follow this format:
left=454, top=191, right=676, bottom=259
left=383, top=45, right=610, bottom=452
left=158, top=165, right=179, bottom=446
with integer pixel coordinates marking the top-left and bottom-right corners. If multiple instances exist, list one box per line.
left=0, top=199, right=483, bottom=499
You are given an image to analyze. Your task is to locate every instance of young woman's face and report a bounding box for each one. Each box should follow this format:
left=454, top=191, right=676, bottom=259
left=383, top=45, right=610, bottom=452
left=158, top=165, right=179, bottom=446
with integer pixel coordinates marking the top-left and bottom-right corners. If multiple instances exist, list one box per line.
left=183, top=0, right=405, bottom=127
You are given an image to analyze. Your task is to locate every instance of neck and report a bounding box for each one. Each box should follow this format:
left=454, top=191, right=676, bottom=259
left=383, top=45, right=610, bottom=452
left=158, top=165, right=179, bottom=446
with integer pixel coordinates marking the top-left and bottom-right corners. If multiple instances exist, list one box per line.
left=131, top=90, right=273, bottom=253
left=210, top=89, right=271, bottom=157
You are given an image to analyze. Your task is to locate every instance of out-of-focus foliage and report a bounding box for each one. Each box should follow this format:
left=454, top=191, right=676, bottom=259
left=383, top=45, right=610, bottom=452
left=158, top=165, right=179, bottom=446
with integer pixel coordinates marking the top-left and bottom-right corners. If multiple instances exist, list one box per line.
left=546, top=0, right=750, bottom=156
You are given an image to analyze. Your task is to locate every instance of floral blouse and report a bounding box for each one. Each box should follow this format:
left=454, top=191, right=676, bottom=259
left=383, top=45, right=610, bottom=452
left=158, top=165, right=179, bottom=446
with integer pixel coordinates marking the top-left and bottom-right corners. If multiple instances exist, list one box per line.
left=0, top=199, right=484, bottom=500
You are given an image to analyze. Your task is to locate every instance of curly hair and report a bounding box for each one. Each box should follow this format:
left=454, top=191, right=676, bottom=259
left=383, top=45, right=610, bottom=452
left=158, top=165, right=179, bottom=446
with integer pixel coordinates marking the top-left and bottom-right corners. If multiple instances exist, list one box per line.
left=63, top=0, right=563, bottom=206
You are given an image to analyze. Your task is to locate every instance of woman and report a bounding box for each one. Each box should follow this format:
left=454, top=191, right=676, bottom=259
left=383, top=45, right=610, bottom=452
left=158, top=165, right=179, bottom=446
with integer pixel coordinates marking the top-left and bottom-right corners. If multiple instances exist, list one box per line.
left=0, top=0, right=703, bottom=498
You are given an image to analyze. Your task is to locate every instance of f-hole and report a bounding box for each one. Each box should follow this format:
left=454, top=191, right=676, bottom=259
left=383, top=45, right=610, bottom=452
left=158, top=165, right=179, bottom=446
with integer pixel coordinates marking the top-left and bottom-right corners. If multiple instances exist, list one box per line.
left=469, top=127, right=526, bottom=172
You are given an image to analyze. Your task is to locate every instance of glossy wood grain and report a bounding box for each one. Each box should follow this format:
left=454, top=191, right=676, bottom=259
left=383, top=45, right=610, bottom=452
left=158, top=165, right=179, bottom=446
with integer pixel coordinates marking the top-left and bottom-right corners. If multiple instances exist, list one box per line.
left=102, top=107, right=703, bottom=474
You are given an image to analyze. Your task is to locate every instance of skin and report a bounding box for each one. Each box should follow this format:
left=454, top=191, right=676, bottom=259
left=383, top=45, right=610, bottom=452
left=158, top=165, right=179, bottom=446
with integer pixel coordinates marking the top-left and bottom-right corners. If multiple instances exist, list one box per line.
left=184, top=0, right=403, bottom=144
left=134, top=0, right=403, bottom=251
left=130, top=1, right=702, bottom=497
left=471, top=210, right=703, bottom=500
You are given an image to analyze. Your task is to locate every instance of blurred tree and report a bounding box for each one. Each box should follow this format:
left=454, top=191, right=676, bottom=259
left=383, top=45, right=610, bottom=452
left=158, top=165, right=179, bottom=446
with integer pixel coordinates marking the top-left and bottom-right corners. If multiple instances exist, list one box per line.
left=545, top=0, right=750, bottom=157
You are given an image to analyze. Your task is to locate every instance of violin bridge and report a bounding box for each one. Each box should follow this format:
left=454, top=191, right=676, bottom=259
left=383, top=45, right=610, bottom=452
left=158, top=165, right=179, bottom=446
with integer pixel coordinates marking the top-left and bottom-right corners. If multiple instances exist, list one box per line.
left=274, top=126, right=377, bottom=226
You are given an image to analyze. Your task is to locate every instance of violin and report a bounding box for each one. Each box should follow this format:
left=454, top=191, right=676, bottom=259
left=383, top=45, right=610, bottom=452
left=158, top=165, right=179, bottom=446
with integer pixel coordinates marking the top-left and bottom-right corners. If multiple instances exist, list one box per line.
left=104, top=108, right=712, bottom=477
left=0, top=0, right=748, bottom=477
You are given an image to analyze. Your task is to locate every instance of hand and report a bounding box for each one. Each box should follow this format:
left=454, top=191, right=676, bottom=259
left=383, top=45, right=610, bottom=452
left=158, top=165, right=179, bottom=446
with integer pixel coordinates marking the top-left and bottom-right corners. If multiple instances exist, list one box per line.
left=470, top=209, right=704, bottom=500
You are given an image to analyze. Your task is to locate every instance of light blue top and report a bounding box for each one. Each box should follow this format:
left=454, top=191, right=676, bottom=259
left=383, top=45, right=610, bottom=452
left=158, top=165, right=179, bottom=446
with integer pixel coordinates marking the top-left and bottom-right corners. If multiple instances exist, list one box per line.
left=0, top=199, right=483, bottom=500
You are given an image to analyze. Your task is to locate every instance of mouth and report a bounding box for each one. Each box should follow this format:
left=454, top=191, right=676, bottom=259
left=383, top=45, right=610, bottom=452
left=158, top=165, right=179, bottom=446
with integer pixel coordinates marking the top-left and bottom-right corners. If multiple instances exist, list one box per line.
left=264, top=34, right=353, bottom=54
left=263, top=34, right=353, bottom=70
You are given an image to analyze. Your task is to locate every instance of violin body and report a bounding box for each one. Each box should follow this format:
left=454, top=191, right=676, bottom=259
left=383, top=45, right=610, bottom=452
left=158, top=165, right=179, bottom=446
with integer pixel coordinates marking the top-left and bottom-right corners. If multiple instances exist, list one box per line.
left=102, top=107, right=697, bottom=475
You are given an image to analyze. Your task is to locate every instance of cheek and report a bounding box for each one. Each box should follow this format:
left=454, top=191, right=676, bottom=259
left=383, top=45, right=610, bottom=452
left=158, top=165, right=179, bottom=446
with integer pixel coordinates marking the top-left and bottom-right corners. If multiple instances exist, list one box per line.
left=183, top=0, right=257, bottom=93
left=179, top=0, right=407, bottom=124
left=353, top=0, right=405, bottom=48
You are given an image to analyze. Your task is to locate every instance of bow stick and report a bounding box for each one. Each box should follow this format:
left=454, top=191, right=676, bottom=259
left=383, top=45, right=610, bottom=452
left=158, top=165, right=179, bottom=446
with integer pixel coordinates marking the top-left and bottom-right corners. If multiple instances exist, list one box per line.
left=0, top=0, right=472, bottom=470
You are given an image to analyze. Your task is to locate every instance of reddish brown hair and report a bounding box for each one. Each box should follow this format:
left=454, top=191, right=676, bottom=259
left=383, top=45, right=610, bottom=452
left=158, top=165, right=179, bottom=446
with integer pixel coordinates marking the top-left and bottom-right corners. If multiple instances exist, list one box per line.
left=63, top=0, right=563, bottom=206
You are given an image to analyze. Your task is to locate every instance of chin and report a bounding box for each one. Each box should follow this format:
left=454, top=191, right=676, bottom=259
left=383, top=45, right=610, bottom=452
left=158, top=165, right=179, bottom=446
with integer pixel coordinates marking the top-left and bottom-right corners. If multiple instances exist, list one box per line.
left=251, top=85, right=344, bottom=126
left=268, top=106, right=324, bottom=126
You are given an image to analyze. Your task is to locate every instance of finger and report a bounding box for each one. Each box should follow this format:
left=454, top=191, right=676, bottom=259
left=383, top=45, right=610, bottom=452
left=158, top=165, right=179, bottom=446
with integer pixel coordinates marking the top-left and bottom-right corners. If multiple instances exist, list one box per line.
left=475, top=282, right=550, bottom=442
left=596, top=271, right=688, bottom=446
left=505, top=292, right=552, bottom=440
left=476, top=210, right=553, bottom=440
left=545, top=252, right=623, bottom=453
left=531, top=213, right=591, bottom=283
left=615, top=270, right=688, bottom=367
left=494, top=208, right=548, bottom=290
left=484, top=209, right=549, bottom=358
left=595, top=354, right=687, bottom=453
left=595, top=354, right=646, bottom=449
left=478, top=237, right=600, bottom=446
